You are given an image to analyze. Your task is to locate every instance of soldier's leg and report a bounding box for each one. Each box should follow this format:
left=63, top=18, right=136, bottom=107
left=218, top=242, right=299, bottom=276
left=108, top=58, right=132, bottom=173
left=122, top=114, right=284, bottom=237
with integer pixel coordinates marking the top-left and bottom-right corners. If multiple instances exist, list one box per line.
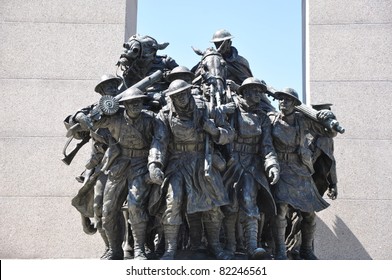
left=221, top=204, right=238, bottom=257
left=128, top=175, right=151, bottom=260
left=285, top=208, right=303, bottom=260
left=271, top=203, right=289, bottom=260
left=238, top=173, right=269, bottom=259
left=94, top=173, right=110, bottom=258
left=160, top=173, right=184, bottom=260
left=122, top=205, right=133, bottom=259
left=101, top=176, right=128, bottom=260
left=299, top=211, right=318, bottom=260
left=203, top=207, right=232, bottom=260
left=186, top=212, right=204, bottom=251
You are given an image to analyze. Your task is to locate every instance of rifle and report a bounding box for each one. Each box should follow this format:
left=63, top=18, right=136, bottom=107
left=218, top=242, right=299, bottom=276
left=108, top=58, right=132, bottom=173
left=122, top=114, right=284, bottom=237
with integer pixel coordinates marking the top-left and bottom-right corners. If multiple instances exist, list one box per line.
left=66, top=69, right=163, bottom=137
left=62, top=135, right=91, bottom=165
left=266, top=87, right=345, bottom=134
left=202, top=84, right=214, bottom=180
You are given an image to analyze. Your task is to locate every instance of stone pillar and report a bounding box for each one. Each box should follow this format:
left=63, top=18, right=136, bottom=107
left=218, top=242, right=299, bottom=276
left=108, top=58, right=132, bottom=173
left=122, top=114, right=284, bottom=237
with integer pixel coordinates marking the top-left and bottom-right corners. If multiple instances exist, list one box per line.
left=0, top=0, right=130, bottom=258
left=305, top=0, right=392, bottom=259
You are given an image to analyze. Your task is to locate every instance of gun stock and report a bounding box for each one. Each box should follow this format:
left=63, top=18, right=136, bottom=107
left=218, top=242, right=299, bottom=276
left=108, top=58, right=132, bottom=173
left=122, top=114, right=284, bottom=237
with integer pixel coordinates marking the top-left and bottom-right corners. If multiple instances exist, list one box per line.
left=62, top=136, right=91, bottom=165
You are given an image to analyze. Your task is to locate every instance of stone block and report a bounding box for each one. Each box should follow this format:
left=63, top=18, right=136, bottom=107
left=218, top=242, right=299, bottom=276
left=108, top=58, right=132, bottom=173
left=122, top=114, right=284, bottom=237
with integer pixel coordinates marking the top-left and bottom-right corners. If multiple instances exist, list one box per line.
left=309, top=24, right=392, bottom=81
left=0, top=0, right=125, bottom=24
left=0, top=197, right=102, bottom=258
left=309, top=0, right=392, bottom=24
left=308, top=81, right=392, bottom=140
left=0, top=137, right=90, bottom=198
left=0, top=22, right=124, bottom=79
left=315, top=199, right=391, bottom=260
left=0, top=79, right=100, bottom=137
left=333, top=138, right=392, bottom=200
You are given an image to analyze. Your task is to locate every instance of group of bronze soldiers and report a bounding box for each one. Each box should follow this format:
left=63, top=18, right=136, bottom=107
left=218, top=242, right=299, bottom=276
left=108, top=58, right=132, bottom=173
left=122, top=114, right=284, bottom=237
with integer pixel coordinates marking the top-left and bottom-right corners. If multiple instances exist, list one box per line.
left=63, top=29, right=340, bottom=260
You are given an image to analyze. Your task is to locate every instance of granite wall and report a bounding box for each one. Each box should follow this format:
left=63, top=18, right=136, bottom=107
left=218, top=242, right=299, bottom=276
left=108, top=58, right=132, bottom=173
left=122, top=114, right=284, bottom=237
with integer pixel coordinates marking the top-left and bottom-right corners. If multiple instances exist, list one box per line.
left=307, top=0, right=392, bottom=259
left=0, top=0, right=135, bottom=258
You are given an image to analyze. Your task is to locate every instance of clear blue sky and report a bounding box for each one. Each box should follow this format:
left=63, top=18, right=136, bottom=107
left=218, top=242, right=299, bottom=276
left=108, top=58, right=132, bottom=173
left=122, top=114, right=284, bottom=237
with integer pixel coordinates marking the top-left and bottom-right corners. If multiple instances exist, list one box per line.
left=137, top=0, right=303, bottom=104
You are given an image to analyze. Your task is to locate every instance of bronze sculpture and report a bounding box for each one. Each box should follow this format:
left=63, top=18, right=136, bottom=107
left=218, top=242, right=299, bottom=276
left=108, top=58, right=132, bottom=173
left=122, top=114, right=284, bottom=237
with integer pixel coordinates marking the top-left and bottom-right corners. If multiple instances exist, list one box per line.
left=63, top=32, right=343, bottom=260
left=65, top=74, right=122, bottom=259
left=73, top=87, right=166, bottom=260
left=269, top=88, right=337, bottom=260
left=151, top=79, right=234, bottom=260
left=221, top=77, right=279, bottom=260
left=310, top=103, right=338, bottom=200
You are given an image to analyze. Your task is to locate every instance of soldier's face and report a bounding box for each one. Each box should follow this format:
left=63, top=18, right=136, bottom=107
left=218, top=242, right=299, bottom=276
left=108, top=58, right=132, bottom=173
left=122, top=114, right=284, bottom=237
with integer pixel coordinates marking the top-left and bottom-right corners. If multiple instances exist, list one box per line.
left=101, top=82, right=119, bottom=96
left=279, top=97, right=296, bottom=115
left=243, top=88, right=262, bottom=105
left=214, top=40, right=231, bottom=56
left=124, top=99, right=143, bottom=118
left=171, top=90, right=190, bottom=108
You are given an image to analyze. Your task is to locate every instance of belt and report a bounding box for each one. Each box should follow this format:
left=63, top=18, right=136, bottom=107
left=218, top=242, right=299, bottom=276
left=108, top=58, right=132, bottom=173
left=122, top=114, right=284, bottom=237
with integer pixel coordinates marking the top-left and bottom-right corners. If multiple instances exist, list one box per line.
left=172, top=143, right=204, bottom=152
left=121, top=148, right=149, bottom=157
left=233, top=143, right=259, bottom=154
left=236, top=136, right=260, bottom=144
left=277, top=152, right=298, bottom=162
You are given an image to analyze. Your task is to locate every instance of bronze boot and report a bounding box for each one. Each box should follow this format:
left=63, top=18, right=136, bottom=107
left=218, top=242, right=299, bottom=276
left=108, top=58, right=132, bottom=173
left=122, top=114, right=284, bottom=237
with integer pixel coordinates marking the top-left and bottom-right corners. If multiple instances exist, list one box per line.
left=204, top=219, right=232, bottom=260
left=98, top=228, right=110, bottom=259
left=131, top=222, right=148, bottom=260
left=299, top=221, right=318, bottom=260
left=243, top=218, right=270, bottom=260
left=272, top=217, right=288, bottom=260
left=223, top=213, right=237, bottom=257
left=160, top=225, right=179, bottom=260
left=186, top=213, right=205, bottom=251
left=102, top=213, right=125, bottom=260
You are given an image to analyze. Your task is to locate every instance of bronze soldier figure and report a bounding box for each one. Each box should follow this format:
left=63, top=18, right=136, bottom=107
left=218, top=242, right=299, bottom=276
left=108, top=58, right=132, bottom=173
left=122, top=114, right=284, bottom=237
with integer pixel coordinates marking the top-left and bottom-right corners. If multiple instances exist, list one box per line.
left=285, top=103, right=339, bottom=259
left=209, top=29, right=252, bottom=85
left=269, top=88, right=337, bottom=260
left=65, top=74, right=122, bottom=259
left=166, top=66, right=207, bottom=252
left=222, top=77, right=280, bottom=260
left=75, top=87, right=166, bottom=260
left=207, top=29, right=274, bottom=112
left=153, top=79, right=234, bottom=260
left=310, top=103, right=338, bottom=200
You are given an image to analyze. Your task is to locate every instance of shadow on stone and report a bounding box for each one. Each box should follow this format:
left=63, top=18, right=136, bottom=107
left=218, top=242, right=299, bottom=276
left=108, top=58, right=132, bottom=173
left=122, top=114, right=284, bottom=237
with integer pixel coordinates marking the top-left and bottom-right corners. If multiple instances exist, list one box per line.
left=316, top=215, right=372, bottom=260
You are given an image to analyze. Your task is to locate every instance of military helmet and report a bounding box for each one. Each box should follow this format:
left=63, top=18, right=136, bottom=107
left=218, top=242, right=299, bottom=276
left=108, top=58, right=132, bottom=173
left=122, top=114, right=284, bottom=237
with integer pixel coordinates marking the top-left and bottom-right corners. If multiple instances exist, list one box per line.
left=237, top=77, right=267, bottom=95
left=274, top=87, right=302, bottom=105
left=119, top=87, right=147, bottom=102
left=94, top=74, right=122, bottom=94
left=166, top=66, right=195, bottom=83
left=210, top=29, right=234, bottom=43
left=167, top=79, right=192, bottom=96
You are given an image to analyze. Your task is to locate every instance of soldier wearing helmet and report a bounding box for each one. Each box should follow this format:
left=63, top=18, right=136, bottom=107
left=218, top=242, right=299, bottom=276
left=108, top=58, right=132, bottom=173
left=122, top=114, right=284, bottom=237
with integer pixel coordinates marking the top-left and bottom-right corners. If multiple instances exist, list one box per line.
left=95, top=74, right=122, bottom=96
left=64, top=73, right=123, bottom=259
left=73, top=86, right=167, bottom=260
left=209, top=29, right=252, bottom=86
left=151, top=79, right=234, bottom=260
left=166, top=66, right=195, bottom=83
left=221, top=77, right=279, bottom=260
left=268, top=87, right=337, bottom=260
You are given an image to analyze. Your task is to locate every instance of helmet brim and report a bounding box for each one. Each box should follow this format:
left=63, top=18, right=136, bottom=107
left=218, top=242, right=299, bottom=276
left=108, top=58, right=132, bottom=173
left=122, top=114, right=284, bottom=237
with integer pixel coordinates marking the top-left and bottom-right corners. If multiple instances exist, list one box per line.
left=167, top=84, right=193, bottom=96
